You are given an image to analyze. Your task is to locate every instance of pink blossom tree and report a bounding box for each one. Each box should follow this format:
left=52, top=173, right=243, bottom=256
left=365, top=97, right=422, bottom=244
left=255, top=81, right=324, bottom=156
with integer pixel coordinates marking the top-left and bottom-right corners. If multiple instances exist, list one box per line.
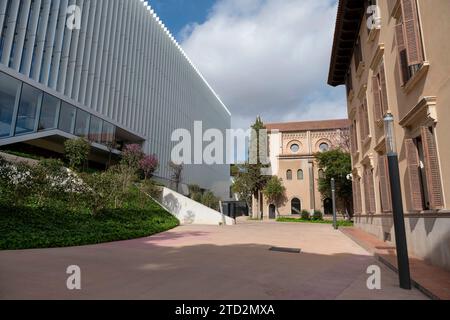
left=139, top=155, right=159, bottom=181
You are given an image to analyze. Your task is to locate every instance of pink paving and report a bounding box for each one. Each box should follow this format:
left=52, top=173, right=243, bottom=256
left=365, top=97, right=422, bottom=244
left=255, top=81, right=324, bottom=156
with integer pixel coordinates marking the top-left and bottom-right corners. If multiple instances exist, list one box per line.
left=340, top=227, right=450, bottom=300
left=0, top=222, right=429, bottom=300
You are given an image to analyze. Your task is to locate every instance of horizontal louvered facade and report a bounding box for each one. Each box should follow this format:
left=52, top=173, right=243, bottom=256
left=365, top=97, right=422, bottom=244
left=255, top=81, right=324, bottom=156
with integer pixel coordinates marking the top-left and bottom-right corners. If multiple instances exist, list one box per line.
left=0, top=0, right=232, bottom=199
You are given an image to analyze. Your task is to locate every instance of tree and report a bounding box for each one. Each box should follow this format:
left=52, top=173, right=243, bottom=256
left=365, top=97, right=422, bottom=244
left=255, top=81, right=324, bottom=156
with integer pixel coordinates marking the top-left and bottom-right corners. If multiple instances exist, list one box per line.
left=315, top=149, right=353, bottom=218
left=201, top=191, right=220, bottom=211
left=121, top=144, right=144, bottom=170
left=64, top=138, right=90, bottom=171
left=330, top=129, right=351, bottom=153
left=262, top=176, right=287, bottom=216
left=139, top=154, right=159, bottom=181
left=169, top=161, right=183, bottom=192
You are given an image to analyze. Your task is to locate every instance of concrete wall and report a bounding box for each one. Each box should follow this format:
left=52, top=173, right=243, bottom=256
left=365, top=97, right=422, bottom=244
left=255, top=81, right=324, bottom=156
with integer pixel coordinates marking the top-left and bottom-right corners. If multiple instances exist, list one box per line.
left=355, top=216, right=450, bottom=271
left=158, top=187, right=235, bottom=226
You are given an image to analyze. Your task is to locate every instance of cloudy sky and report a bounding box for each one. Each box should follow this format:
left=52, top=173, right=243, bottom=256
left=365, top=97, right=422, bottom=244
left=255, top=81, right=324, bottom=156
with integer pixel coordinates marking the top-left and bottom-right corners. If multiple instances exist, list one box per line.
left=149, top=0, right=347, bottom=130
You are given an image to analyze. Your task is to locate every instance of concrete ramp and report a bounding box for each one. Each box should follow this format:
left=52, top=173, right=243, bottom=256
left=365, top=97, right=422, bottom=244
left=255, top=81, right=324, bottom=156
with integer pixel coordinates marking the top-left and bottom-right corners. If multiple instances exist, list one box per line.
left=157, top=187, right=235, bottom=226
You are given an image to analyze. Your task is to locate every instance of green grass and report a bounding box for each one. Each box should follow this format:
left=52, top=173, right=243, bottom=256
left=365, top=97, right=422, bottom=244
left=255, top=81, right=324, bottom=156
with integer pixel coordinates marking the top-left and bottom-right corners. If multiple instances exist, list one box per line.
left=276, top=217, right=354, bottom=227
left=0, top=199, right=179, bottom=250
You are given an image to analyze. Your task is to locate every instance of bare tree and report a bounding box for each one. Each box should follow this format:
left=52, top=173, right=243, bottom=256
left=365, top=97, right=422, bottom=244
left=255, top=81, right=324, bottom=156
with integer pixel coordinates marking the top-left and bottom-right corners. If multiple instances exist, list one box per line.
left=169, top=161, right=183, bottom=192
left=331, top=129, right=351, bottom=153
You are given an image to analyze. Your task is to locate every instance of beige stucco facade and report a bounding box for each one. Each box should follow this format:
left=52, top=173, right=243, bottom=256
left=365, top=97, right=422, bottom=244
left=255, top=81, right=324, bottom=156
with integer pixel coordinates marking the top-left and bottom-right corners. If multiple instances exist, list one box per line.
left=328, top=0, right=450, bottom=271
left=252, top=120, right=350, bottom=219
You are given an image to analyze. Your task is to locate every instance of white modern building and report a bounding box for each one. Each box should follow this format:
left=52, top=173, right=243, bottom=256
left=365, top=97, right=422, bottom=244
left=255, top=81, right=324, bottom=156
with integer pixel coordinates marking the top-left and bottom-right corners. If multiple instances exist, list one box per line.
left=0, top=0, right=232, bottom=199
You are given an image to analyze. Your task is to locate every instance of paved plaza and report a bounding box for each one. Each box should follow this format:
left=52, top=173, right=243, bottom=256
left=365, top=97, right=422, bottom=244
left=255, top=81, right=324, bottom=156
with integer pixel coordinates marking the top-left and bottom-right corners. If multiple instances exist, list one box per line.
left=0, top=221, right=428, bottom=300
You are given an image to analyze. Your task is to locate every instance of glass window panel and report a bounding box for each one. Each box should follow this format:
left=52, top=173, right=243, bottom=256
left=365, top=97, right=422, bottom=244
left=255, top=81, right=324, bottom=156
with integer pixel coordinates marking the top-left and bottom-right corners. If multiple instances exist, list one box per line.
left=58, top=102, right=76, bottom=134
left=15, top=83, right=42, bottom=135
left=0, top=72, right=21, bottom=138
left=75, top=109, right=90, bottom=138
left=38, top=94, right=60, bottom=131
left=88, top=116, right=102, bottom=143
left=101, top=122, right=115, bottom=145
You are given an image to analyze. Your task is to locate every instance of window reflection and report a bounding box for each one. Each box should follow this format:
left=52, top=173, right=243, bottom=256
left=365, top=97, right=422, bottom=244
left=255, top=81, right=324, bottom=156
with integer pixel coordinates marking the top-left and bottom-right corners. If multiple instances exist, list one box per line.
left=89, top=116, right=102, bottom=143
left=15, top=83, right=42, bottom=135
left=0, top=72, right=21, bottom=137
left=39, top=93, right=60, bottom=131
left=102, top=121, right=115, bottom=145
left=58, top=102, right=76, bottom=134
left=75, top=109, right=90, bottom=138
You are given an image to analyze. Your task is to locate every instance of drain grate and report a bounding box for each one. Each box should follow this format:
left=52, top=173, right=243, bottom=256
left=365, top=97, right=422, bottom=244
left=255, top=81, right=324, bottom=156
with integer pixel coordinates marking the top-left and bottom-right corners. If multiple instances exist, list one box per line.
left=269, top=247, right=301, bottom=254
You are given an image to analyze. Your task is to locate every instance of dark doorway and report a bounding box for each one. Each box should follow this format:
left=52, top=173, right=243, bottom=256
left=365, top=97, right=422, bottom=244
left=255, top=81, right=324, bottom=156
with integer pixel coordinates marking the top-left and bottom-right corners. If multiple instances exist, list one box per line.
left=269, top=204, right=276, bottom=219
left=291, top=198, right=301, bottom=215
left=324, top=198, right=333, bottom=215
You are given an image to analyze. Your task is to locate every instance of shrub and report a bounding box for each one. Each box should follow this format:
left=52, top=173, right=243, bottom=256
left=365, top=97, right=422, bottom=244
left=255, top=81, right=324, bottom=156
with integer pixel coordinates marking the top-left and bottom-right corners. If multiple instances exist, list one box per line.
left=140, top=180, right=163, bottom=201
left=201, top=191, right=220, bottom=211
left=301, top=210, right=310, bottom=220
left=139, top=154, right=159, bottom=180
left=82, top=170, right=120, bottom=214
left=312, top=210, right=324, bottom=221
left=121, top=144, right=144, bottom=170
left=64, top=138, right=90, bottom=171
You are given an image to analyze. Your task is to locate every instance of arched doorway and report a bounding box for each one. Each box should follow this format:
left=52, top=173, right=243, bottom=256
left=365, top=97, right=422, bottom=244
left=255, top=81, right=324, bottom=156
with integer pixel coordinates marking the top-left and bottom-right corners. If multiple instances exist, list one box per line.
left=324, top=198, right=333, bottom=215
left=269, top=204, right=276, bottom=219
left=291, top=198, right=301, bottom=215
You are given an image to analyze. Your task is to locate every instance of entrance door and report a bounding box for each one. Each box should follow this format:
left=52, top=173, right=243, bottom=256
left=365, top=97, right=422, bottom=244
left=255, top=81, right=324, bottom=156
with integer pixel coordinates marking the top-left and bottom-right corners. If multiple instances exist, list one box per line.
left=291, top=198, right=301, bottom=215
left=269, top=204, right=276, bottom=219
left=324, top=198, right=333, bottom=215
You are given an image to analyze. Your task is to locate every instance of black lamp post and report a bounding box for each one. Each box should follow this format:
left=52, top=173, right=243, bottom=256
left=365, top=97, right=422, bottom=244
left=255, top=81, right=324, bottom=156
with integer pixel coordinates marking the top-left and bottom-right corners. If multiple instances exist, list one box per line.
left=384, top=113, right=412, bottom=290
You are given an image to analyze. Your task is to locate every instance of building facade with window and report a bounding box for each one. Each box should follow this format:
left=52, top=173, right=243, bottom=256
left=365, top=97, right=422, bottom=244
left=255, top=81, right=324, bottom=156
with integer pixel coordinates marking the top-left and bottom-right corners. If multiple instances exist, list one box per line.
left=328, top=0, right=450, bottom=270
left=253, top=119, right=350, bottom=219
left=0, top=0, right=232, bottom=199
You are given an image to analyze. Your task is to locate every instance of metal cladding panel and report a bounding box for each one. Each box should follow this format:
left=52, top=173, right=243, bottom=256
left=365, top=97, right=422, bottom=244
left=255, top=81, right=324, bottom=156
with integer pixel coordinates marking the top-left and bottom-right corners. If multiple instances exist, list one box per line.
left=0, top=0, right=231, bottom=194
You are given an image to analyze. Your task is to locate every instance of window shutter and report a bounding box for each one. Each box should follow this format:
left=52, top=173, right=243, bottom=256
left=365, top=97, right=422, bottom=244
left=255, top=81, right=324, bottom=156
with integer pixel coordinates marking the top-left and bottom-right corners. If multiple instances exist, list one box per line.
left=421, top=127, right=444, bottom=209
left=378, top=155, right=392, bottom=213
left=368, top=169, right=376, bottom=214
left=356, top=178, right=362, bottom=214
left=353, top=178, right=362, bottom=215
left=363, top=99, right=370, bottom=139
left=364, top=168, right=376, bottom=214
left=401, top=0, right=424, bottom=65
left=395, top=20, right=410, bottom=84
left=405, top=139, right=424, bottom=211
left=379, top=61, right=389, bottom=114
left=372, top=75, right=382, bottom=122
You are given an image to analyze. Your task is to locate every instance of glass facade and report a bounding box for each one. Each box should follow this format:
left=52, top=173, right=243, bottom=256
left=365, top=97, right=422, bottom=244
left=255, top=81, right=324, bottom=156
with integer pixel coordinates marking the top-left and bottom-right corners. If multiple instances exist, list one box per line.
left=39, top=93, right=60, bottom=131
left=0, top=72, right=21, bottom=137
left=15, top=84, right=42, bottom=135
left=75, top=109, right=90, bottom=138
left=88, top=116, right=102, bottom=143
left=0, top=71, right=117, bottom=148
left=58, top=102, right=76, bottom=134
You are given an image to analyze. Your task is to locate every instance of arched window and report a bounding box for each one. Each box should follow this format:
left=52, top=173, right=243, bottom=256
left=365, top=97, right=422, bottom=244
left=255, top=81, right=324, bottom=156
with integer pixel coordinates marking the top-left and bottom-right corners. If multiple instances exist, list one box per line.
left=291, top=198, right=301, bottom=215
left=319, top=143, right=330, bottom=152
left=318, top=169, right=325, bottom=179
left=297, top=169, right=304, bottom=180
left=286, top=170, right=292, bottom=180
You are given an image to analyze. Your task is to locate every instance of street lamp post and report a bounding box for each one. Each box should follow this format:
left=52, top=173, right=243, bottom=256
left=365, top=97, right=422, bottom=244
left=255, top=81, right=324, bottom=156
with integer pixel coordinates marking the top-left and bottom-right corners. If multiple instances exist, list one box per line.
left=331, top=178, right=337, bottom=230
left=384, top=113, right=412, bottom=290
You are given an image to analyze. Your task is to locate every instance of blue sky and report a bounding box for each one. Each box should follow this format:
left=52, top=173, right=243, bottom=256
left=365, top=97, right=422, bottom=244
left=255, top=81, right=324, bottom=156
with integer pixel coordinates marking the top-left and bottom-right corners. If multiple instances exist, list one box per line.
left=146, top=0, right=346, bottom=130
left=147, top=0, right=216, bottom=40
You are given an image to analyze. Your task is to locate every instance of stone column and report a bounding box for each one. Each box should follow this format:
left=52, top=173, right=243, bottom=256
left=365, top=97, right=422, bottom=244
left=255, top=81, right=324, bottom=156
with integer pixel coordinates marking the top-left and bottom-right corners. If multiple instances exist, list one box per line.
left=309, top=160, right=316, bottom=214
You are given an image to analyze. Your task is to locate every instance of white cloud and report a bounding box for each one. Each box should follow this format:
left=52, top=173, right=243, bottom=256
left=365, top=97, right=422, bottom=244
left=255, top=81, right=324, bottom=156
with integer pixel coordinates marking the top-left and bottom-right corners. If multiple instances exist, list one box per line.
left=180, top=0, right=347, bottom=129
